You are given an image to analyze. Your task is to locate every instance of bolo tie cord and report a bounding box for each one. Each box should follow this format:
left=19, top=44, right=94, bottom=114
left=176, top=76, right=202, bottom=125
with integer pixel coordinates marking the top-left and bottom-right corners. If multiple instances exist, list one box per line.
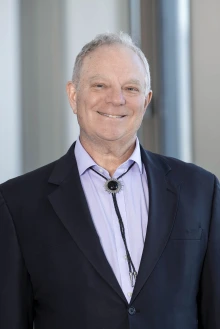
left=90, top=161, right=137, bottom=287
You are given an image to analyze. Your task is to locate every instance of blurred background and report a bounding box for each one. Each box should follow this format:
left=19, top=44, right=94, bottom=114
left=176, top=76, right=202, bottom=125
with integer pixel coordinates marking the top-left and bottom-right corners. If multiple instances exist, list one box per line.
left=1, top=0, right=220, bottom=183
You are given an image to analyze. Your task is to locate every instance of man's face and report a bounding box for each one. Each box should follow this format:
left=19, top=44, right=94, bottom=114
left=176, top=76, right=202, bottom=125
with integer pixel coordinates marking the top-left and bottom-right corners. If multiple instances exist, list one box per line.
left=67, top=45, right=152, bottom=145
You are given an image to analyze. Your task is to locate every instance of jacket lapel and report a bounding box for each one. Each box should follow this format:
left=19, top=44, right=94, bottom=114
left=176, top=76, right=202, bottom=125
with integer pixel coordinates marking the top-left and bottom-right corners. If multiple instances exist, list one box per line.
left=48, top=144, right=127, bottom=303
left=131, top=148, right=180, bottom=303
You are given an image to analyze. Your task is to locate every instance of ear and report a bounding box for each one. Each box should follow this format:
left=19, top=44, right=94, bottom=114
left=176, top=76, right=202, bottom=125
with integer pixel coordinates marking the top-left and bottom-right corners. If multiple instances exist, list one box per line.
left=66, top=81, right=78, bottom=114
left=144, top=90, right=153, bottom=109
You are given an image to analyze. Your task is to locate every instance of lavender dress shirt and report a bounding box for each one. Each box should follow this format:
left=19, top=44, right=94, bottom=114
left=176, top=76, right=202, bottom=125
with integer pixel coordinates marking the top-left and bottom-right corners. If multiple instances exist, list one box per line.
left=74, top=138, right=149, bottom=302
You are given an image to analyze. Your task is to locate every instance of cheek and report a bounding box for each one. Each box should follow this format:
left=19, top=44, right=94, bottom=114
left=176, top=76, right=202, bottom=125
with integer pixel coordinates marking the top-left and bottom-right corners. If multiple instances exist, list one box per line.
left=76, top=100, right=97, bottom=128
left=132, top=103, right=146, bottom=119
left=78, top=95, right=103, bottom=114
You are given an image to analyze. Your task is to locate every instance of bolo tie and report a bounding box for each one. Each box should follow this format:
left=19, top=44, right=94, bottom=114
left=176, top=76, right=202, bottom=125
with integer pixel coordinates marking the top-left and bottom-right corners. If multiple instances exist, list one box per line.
left=90, top=161, right=137, bottom=287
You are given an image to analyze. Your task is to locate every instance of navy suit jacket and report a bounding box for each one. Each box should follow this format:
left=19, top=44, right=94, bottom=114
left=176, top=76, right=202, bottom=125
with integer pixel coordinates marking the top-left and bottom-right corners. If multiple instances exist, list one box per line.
left=0, top=143, right=219, bottom=329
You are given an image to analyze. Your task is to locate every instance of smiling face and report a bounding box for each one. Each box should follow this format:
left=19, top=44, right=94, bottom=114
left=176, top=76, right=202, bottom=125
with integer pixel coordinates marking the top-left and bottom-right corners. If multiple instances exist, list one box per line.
left=67, top=44, right=152, bottom=148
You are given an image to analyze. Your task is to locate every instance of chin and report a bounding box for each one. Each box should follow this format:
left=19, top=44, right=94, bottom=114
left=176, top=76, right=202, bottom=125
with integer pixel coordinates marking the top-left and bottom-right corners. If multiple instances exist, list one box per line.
left=96, top=134, right=124, bottom=142
left=97, top=131, right=134, bottom=143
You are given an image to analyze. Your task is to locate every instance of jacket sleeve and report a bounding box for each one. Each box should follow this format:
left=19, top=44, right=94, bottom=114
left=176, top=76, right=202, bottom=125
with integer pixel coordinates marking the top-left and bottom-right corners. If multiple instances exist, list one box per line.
left=0, top=189, right=34, bottom=329
left=199, top=175, right=220, bottom=328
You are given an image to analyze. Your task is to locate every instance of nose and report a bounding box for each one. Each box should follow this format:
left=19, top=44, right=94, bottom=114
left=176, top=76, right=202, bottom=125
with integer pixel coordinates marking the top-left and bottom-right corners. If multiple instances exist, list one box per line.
left=106, top=87, right=126, bottom=106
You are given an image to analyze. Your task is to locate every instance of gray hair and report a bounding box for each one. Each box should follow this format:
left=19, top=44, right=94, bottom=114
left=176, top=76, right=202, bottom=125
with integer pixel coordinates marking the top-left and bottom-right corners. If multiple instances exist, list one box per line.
left=72, top=31, right=151, bottom=95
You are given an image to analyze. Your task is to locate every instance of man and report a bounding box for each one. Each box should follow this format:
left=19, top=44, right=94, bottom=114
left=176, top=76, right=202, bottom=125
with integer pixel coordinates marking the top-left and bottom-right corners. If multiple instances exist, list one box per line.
left=0, top=32, right=219, bottom=329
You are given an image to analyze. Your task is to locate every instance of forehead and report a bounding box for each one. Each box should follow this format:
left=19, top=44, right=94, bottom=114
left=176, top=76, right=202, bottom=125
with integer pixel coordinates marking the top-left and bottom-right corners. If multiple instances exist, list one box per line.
left=80, top=44, right=146, bottom=81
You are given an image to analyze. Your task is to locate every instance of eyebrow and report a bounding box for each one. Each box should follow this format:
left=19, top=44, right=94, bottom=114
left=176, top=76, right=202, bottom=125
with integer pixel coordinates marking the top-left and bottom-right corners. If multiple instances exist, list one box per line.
left=89, top=75, right=107, bottom=82
left=89, top=76, right=142, bottom=86
left=125, top=79, right=142, bottom=86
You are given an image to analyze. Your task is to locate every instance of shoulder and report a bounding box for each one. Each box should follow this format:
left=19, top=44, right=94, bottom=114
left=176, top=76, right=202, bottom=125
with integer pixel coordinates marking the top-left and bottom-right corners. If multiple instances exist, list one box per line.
left=0, top=142, right=76, bottom=211
left=0, top=160, right=58, bottom=209
left=1, top=159, right=57, bottom=189
left=146, top=148, right=212, bottom=174
left=143, top=149, right=217, bottom=188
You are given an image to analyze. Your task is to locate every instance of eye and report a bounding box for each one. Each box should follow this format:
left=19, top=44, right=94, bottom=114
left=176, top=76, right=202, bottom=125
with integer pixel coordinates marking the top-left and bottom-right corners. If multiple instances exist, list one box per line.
left=125, top=86, right=139, bottom=92
left=93, top=83, right=105, bottom=89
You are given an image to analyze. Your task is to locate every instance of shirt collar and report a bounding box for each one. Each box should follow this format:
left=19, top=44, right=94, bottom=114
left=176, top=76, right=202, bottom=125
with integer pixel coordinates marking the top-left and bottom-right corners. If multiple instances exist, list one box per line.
left=74, top=137, right=143, bottom=176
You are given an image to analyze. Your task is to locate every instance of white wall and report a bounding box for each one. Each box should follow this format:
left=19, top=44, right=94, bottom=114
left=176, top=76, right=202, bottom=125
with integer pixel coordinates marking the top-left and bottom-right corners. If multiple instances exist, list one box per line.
left=191, top=0, right=220, bottom=177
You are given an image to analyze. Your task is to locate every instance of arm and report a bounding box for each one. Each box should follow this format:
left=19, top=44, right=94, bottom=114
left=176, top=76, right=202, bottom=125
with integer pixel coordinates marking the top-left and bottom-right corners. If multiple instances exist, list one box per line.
left=199, top=176, right=220, bottom=328
left=0, top=189, right=34, bottom=329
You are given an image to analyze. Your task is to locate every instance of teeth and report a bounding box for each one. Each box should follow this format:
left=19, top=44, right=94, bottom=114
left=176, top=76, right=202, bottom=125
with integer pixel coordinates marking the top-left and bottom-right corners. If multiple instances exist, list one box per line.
left=99, top=112, right=123, bottom=118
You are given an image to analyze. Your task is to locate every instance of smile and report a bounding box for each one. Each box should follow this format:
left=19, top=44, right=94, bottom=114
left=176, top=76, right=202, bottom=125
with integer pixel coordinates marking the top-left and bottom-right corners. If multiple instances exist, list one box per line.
left=98, top=112, right=125, bottom=118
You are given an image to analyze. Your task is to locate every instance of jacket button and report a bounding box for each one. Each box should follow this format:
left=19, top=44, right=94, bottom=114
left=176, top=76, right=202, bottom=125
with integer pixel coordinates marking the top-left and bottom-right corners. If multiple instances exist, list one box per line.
left=128, top=307, right=136, bottom=315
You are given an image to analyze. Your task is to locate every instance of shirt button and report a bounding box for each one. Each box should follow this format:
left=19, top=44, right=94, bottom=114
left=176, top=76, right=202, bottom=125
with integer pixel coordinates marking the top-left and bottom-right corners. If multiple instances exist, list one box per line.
left=127, top=292, right=132, bottom=297
left=128, top=307, right=136, bottom=315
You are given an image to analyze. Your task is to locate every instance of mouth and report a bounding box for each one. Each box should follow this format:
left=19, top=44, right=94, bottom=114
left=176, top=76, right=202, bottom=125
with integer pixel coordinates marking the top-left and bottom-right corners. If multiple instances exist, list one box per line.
left=97, top=111, right=126, bottom=119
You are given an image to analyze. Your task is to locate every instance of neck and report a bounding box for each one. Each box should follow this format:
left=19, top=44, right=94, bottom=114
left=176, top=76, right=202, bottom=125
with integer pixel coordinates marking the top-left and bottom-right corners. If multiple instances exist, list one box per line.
left=79, top=134, right=137, bottom=177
